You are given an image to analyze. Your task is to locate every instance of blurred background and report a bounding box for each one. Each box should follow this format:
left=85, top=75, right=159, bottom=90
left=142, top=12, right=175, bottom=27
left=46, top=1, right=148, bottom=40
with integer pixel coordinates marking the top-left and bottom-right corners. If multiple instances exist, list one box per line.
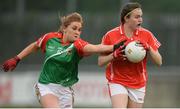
left=0, top=0, right=180, bottom=108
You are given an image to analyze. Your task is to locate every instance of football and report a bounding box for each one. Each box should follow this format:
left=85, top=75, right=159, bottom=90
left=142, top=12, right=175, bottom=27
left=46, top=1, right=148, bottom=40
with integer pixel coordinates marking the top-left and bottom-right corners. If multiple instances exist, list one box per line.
left=125, top=41, right=146, bottom=63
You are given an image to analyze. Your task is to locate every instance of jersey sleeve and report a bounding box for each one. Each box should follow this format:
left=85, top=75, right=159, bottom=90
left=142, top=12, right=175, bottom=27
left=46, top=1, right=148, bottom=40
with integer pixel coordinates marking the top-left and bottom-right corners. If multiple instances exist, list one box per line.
left=73, top=38, right=89, bottom=57
left=36, top=34, right=48, bottom=52
left=36, top=32, right=62, bottom=52
left=147, top=32, right=161, bottom=51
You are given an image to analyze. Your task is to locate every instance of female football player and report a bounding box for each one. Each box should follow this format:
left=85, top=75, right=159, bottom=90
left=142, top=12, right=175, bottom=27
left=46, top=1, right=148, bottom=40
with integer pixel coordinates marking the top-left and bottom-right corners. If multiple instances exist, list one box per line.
left=1, top=12, right=122, bottom=108
left=98, top=2, right=162, bottom=108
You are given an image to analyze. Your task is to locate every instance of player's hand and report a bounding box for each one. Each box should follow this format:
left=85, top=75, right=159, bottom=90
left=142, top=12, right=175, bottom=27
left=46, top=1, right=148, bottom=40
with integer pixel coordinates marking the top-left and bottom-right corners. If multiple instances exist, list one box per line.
left=113, top=45, right=126, bottom=59
left=113, top=39, right=127, bottom=51
left=137, top=40, right=150, bottom=51
left=1, top=56, right=20, bottom=72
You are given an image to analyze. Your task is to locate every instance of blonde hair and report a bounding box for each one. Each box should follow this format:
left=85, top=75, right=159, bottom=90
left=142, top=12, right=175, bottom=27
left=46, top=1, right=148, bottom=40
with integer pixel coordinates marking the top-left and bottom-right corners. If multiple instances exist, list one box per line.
left=58, top=12, right=83, bottom=32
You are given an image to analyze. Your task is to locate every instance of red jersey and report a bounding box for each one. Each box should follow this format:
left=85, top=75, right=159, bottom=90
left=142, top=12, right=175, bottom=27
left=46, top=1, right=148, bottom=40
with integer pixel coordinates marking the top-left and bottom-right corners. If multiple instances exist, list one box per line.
left=102, top=25, right=161, bottom=88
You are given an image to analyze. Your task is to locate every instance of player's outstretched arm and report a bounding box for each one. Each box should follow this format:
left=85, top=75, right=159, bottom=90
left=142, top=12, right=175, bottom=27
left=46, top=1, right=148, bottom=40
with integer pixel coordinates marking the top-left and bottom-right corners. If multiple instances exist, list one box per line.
left=98, top=40, right=127, bottom=67
left=17, top=42, right=39, bottom=60
left=98, top=46, right=126, bottom=67
left=1, top=42, right=39, bottom=72
left=83, top=44, right=114, bottom=55
left=83, top=39, right=127, bottom=55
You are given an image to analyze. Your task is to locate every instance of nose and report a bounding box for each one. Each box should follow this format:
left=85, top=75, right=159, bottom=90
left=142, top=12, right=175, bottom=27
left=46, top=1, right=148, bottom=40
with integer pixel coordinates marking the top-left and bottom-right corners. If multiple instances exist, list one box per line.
left=139, top=17, right=143, bottom=23
left=75, top=30, right=81, bottom=35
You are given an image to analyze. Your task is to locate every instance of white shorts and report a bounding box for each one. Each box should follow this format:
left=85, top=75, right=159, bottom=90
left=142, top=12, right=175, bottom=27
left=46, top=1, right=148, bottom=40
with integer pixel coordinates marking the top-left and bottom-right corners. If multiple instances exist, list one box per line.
left=34, top=83, right=74, bottom=108
left=108, top=82, right=145, bottom=103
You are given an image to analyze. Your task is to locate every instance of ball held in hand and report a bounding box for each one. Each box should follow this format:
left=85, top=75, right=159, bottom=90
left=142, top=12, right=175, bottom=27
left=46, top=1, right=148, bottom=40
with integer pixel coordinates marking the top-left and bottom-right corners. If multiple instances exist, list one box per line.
left=125, top=41, right=146, bottom=63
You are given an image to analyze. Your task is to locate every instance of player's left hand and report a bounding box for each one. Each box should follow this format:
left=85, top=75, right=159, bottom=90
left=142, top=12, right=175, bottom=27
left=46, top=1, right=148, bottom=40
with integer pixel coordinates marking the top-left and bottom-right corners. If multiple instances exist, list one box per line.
left=1, top=56, right=20, bottom=72
left=138, top=40, right=150, bottom=51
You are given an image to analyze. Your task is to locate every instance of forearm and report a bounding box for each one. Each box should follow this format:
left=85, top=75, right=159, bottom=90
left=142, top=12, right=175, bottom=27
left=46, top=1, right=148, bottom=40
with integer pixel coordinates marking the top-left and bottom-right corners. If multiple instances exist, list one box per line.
left=149, top=47, right=162, bottom=66
left=83, top=44, right=113, bottom=54
left=2, top=42, right=39, bottom=72
left=17, top=42, right=39, bottom=60
left=98, top=53, right=114, bottom=67
left=96, top=44, right=113, bottom=53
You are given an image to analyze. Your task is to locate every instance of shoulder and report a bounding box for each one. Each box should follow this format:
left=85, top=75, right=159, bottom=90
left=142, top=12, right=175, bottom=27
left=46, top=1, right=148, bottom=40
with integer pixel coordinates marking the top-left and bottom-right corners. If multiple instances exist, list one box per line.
left=102, top=27, right=119, bottom=42
left=100, top=27, right=120, bottom=45
left=36, top=32, right=62, bottom=51
left=39, top=32, right=62, bottom=43
left=73, top=38, right=89, bottom=57
left=139, top=27, right=154, bottom=36
left=104, top=27, right=120, bottom=37
left=74, top=38, right=89, bottom=47
left=43, top=32, right=62, bottom=39
left=139, top=27, right=161, bottom=49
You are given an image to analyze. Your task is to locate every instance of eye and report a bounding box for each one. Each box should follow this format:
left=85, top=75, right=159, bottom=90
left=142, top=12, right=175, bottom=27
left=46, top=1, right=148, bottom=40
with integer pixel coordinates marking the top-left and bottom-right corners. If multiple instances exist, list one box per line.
left=72, top=26, right=77, bottom=30
left=78, top=28, right=82, bottom=32
left=136, top=15, right=142, bottom=19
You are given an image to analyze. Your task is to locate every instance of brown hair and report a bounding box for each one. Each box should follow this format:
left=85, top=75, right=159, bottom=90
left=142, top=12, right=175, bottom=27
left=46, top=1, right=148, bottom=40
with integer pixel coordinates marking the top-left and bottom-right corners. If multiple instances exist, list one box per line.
left=58, top=12, right=83, bottom=32
left=120, top=2, right=141, bottom=24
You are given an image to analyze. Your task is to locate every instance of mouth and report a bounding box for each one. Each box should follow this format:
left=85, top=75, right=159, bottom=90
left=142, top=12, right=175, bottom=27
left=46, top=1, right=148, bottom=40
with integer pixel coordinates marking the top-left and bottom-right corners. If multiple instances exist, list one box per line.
left=137, top=24, right=141, bottom=26
left=73, top=35, right=79, bottom=39
left=74, top=36, right=78, bottom=38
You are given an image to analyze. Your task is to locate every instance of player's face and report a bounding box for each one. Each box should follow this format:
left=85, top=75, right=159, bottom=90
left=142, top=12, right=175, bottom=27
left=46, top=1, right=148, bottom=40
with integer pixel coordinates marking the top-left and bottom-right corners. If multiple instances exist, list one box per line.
left=63, top=21, right=82, bottom=42
left=126, top=8, right=143, bottom=30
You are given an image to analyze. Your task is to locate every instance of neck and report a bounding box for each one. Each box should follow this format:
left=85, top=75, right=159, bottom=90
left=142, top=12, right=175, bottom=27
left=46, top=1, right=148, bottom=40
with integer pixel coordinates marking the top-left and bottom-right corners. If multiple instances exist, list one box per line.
left=62, top=34, right=68, bottom=43
left=124, top=24, right=134, bottom=38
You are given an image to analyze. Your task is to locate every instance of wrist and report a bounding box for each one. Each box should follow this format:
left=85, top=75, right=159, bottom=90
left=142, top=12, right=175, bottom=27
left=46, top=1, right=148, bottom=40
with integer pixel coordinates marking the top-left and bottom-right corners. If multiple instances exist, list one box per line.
left=112, top=51, right=116, bottom=59
left=113, top=45, right=118, bottom=51
left=113, top=51, right=119, bottom=59
left=15, top=56, right=21, bottom=62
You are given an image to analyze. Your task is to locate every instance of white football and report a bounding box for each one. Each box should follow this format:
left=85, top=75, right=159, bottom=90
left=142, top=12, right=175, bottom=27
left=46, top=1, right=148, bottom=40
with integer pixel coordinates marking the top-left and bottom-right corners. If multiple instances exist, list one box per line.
left=125, top=41, right=146, bottom=63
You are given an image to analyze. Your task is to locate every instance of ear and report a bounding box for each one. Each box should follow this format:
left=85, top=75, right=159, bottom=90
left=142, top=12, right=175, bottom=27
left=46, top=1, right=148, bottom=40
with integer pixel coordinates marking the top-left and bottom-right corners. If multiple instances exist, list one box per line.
left=62, top=27, right=66, bottom=33
left=124, top=16, right=129, bottom=22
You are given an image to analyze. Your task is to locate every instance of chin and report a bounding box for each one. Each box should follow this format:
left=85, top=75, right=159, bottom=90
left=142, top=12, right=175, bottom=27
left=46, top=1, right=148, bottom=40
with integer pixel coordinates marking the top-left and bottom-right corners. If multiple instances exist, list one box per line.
left=70, top=38, right=78, bottom=43
left=74, top=37, right=79, bottom=40
left=136, top=26, right=141, bottom=29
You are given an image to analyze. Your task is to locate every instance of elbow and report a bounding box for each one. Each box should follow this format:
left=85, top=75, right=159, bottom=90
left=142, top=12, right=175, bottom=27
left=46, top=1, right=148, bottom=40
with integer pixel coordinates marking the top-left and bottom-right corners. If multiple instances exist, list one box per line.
left=158, top=55, right=163, bottom=66
left=152, top=53, right=162, bottom=67
left=157, top=62, right=162, bottom=67
left=158, top=60, right=162, bottom=67
left=98, top=61, right=104, bottom=67
left=98, top=58, right=104, bottom=67
left=156, top=58, right=162, bottom=67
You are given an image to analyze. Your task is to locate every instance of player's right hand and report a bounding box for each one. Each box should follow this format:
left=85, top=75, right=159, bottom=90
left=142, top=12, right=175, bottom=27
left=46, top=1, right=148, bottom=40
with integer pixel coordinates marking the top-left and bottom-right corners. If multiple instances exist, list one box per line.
left=113, top=45, right=126, bottom=59
left=1, top=56, right=20, bottom=72
left=113, top=39, right=127, bottom=51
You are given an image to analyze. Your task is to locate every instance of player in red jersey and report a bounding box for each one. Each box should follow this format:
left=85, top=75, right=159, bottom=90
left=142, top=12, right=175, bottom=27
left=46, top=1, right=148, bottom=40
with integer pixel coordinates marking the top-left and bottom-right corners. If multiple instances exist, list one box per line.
left=1, top=12, right=123, bottom=108
left=98, top=2, right=162, bottom=108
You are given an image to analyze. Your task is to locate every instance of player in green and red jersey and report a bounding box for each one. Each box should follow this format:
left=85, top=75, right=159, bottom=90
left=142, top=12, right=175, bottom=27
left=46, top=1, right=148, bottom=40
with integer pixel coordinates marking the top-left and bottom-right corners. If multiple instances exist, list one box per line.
left=1, top=12, right=124, bottom=108
left=98, top=2, right=162, bottom=108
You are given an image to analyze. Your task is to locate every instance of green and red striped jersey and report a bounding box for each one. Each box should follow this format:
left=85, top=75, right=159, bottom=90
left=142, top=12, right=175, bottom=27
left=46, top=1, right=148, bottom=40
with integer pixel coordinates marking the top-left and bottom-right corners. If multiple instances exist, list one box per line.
left=36, top=32, right=88, bottom=87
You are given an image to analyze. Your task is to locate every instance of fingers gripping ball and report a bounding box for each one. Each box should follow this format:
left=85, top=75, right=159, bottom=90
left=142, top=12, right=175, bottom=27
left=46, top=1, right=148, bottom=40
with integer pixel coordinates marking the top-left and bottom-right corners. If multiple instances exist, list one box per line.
left=113, top=39, right=127, bottom=51
left=125, top=41, right=146, bottom=63
left=113, top=46, right=125, bottom=59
